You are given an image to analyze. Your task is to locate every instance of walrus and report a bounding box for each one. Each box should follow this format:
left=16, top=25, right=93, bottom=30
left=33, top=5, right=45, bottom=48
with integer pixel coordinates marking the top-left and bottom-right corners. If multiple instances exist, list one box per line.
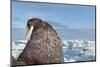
left=17, top=18, right=64, bottom=65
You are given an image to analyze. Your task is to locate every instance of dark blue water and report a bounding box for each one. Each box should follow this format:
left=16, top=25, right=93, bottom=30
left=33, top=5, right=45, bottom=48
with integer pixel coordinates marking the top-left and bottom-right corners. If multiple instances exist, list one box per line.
left=12, top=28, right=95, bottom=41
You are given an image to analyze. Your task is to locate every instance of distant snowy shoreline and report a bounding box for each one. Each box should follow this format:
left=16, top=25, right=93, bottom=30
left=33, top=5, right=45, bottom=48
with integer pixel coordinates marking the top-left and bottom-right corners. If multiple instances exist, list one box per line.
left=12, top=39, right=95, bottom=62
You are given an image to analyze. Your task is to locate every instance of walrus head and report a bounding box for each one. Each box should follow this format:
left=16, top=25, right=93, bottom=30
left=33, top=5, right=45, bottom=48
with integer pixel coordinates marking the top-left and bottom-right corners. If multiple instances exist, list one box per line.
left=26, top=18, right=43, bottom=40
left=26, top=18, right=56, bottom=40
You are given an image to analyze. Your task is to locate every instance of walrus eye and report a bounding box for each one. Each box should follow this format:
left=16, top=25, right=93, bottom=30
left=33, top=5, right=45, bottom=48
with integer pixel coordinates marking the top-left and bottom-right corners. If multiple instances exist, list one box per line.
left=26, top=25, right=34, bottom=40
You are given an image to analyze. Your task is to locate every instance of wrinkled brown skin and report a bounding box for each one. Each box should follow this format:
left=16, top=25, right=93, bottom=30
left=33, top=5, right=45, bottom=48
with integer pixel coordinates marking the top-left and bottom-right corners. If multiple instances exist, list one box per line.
left=17, top=18, right=64, bottom=65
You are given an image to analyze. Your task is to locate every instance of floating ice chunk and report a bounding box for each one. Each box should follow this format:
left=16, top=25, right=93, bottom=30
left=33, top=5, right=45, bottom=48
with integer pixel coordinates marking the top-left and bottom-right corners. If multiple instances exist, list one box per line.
left=64, top=57, right=76, bottom=62
left=62, top=40, right=68, bottom=46
left=68, top=58, right=76, bottom=62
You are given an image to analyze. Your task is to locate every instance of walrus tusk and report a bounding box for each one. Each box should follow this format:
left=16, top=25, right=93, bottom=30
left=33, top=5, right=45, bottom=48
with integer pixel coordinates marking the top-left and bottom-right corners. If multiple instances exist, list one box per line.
left=26, top=25, right=34, bottom=40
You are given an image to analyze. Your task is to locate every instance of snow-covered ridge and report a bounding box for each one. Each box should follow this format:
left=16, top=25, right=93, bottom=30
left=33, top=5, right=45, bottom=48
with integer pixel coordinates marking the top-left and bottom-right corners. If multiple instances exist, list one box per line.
left=12, top=40, right=95, bottom=62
